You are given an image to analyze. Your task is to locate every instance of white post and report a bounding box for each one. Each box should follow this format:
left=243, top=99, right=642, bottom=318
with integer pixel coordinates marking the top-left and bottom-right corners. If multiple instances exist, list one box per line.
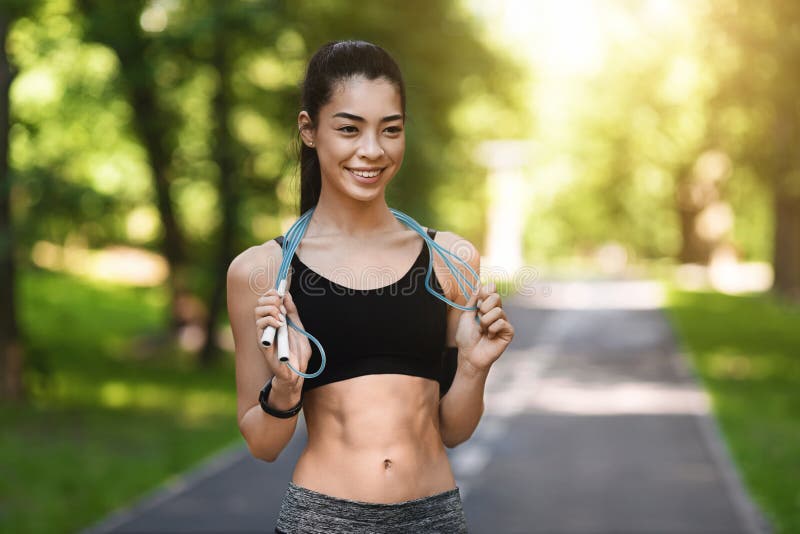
left=476, top=140, right=534, bottom=277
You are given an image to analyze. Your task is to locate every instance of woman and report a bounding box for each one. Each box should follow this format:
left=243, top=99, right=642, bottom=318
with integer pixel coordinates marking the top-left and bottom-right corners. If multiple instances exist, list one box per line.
left=227, top=40, right=514, bottom=533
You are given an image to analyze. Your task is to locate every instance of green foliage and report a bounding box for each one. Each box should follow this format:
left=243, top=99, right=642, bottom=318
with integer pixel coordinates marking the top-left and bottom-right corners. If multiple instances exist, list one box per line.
left=708, top=0, right=800, bottom=182
left=665, top=288, right=800, bottom=533
left=10, top=0, right=519, bottom=260
left=509, top=0, right=798, bottom=265
left=8, top=0, right=798, bottom=268
left=286, top=0, right=524, bottom=243
left=1, top=268, right=239, bottom=533
left=522, top=2, right=714, bottom=261
left=704, top=0, right=800, bottom=291
left=9, top=0, right=151, bottom=253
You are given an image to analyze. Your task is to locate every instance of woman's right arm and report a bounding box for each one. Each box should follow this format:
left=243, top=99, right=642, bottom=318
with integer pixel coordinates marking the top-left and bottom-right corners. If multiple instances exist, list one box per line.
left=227, top=243, right=303, bottom=462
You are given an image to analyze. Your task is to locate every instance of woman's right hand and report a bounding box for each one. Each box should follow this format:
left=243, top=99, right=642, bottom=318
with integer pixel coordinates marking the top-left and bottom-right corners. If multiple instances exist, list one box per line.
left=254, top=288, right=311, bottom=391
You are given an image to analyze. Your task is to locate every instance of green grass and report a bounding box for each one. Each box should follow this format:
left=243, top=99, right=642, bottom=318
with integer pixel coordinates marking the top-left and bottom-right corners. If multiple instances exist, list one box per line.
left=1, top=269, right=241, bottom=533
left=664, top=288, right=800, bottom=534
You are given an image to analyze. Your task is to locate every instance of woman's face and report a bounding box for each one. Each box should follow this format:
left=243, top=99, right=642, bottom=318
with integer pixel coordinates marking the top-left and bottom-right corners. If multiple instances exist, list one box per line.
left=300, top=76, right=405, bottom=203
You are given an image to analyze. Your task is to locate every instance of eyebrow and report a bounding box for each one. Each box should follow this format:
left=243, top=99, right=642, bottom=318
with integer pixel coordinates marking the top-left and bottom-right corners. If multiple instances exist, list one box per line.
left=332, top=112, right=404, bottom=123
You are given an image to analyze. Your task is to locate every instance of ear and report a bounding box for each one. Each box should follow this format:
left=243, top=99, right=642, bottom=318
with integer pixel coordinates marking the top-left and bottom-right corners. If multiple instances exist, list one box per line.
left=298, top=111, right=315, bottom=147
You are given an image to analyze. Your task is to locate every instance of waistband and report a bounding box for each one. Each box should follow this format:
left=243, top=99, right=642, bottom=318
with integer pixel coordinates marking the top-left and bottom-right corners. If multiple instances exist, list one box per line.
left=282, top=481, right=462, bottom=522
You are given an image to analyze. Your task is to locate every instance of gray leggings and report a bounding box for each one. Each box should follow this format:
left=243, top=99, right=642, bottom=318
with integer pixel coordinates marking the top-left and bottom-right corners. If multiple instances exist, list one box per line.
left=274, top=481, right=469, bottom=533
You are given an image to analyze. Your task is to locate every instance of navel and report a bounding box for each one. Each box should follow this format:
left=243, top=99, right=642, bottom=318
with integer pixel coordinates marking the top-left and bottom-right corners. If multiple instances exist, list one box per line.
left=383, top=458, right=393, bottom=469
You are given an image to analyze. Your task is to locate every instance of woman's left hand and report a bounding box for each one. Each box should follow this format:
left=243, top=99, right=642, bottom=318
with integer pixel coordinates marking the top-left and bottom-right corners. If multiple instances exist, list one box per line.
left=454, top=281, right=514, bottom=372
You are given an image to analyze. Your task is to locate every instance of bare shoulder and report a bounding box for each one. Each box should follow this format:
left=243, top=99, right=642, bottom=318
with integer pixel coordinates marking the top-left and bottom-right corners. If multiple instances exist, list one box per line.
left=227, top=239, right=284, bottom=294
left=432, top=230, right=481, bottom=267
left=430, top=230, right=481, bottom=305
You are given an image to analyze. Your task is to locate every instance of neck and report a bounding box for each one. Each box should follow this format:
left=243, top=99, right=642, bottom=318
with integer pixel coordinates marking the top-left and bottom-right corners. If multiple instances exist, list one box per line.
left=308, top=185, right=402, bottom=239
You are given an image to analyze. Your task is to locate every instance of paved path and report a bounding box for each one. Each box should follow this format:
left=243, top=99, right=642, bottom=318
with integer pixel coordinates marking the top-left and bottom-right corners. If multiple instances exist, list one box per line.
left=82, top=280, right=771, bottom=534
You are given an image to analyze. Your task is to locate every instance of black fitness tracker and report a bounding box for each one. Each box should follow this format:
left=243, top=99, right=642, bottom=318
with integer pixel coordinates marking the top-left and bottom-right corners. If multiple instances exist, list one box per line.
left=259, top=377, right=303, bottom=418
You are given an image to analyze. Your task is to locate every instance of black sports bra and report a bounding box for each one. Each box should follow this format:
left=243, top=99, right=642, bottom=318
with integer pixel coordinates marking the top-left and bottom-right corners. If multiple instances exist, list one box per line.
left=272, top=228, right=458, bottom=397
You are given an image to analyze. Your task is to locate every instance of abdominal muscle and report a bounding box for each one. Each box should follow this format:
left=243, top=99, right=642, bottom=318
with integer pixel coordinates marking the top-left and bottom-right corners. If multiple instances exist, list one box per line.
left=291, top=374, right=457, bottom=504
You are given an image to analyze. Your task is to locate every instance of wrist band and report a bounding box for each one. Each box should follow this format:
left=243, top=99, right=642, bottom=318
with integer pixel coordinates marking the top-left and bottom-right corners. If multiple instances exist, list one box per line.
left=258, top=377, right=303, bottom=419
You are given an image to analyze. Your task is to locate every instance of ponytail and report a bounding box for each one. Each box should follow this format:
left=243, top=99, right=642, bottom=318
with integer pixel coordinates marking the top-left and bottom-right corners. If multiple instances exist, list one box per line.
left=299, top=142, right=321, bottom=214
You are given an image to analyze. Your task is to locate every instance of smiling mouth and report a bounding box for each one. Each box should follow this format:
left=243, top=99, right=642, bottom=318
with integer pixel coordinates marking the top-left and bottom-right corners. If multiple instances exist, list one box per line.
left=346, top=167, right=385, bottom=179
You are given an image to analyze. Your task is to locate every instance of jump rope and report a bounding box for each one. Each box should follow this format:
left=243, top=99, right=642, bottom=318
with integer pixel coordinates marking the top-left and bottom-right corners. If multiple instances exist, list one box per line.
left=260, top=207, right=482, bottom=378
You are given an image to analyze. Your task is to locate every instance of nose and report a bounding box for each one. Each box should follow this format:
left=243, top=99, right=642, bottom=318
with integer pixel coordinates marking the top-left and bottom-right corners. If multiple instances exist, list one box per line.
left=357, top=133, right=384, bottom=160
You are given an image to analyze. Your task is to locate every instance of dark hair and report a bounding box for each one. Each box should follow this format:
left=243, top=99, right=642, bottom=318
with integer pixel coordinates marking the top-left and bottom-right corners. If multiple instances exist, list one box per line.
left=298, top=40, right=406, bottom=214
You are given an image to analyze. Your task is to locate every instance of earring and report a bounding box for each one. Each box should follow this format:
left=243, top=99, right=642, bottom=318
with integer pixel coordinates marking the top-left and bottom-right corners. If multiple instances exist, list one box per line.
left=309, top=142, right=315, bottom=147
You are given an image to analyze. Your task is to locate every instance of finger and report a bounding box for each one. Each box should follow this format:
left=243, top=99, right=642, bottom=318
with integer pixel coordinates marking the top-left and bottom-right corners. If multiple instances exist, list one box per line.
left=465, top=283, right=480, bottom=312
left=487, top=319, right=513, bottom=340
left=463, top=286, right=482, bottom=322
left=254, top=305, right=284, bottom=322
left=473, top=282, right=492, bottom=316
left=479, top=293, right=501, bottom=314
left=256, top=317, right=285, bottom=348
left=478, top=281, right=494, bottom=301
left=479, top=307, right=504, bottom=330
left=257, top=294, right=282, bottom=306
left=286, top=328, right=309, bottom=374
left=260, top=287, right=281, bottom=296
left=283, top=289, right=297, bottom=312
left=256, top=315, right=285, bottom=331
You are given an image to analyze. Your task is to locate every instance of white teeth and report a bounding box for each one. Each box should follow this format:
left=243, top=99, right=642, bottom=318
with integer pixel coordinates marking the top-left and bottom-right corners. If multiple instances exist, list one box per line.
left=350, top=169, right=381, bottom=178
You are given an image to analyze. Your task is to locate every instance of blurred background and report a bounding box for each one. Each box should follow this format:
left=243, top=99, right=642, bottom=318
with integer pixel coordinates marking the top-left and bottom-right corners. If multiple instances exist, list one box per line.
left=0, top=0, right=798, bottom=532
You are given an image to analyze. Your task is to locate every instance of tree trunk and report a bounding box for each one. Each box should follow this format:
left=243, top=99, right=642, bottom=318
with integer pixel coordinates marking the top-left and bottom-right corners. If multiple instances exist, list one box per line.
left=768, top=97, right=800, bottom=302
left=677, top=202, right=710, bottom=264
left=198, top=27, right=239, bottom=366
left=125, top=82, right=191, bottom=334
left=0, top=12, right=24, bottom=401
left=676, top=164, right=714, bottom=264
left=772, top=190, right=800, bottom=302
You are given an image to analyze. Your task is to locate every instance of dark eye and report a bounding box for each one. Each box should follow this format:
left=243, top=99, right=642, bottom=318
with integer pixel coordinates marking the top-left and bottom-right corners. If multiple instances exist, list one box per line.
left=385, top=126, right=403, bottom=134
left=338, top=126, right=358, bottom=133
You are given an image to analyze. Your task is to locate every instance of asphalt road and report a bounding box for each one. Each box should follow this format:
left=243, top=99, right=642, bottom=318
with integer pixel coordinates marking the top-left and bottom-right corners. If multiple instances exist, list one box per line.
left=82, top=280, right=772, bottom=534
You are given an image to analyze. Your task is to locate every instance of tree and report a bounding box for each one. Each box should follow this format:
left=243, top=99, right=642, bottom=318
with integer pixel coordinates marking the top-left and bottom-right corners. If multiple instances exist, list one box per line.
left=289, top=0, right=522, bottom=238
left=193, top=1, right=288, bottom=364
left=77, top=0, right=194, bottom=334
left=0, top=0, right=38, bottom=401
left=709, top=0, right=800, bottom=300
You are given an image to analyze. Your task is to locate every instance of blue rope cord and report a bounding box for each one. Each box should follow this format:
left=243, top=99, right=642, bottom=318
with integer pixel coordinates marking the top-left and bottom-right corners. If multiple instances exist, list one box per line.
left=273, top=207, right=482, bottom=378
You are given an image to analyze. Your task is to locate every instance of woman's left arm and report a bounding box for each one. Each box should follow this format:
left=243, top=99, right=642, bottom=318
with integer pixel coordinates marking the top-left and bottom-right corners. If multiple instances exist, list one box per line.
left=437, top=236, right=514, bottom=448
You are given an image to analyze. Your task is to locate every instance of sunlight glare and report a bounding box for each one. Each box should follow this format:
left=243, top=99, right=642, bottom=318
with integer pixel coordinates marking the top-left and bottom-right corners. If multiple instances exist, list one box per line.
left=490, top=0, right=607, bottom=76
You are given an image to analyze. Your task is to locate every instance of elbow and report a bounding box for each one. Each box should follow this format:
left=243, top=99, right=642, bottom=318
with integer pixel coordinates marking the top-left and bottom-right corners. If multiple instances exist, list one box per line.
left=247, top=442, right=279, bottom=463
left=244, top=437, right=281, bottom=463
left=440, top=427, right=472, bottom=449
left=239, top=424, right=281, bottom=463
left=443, top=438, right=460, bottom=449
left=442, top=433, right=470, bottom=449
left=254, top=447, right=280, bottom=463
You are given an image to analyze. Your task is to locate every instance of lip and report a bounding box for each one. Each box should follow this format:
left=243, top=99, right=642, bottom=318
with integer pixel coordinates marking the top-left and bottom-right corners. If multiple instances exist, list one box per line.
left=346, top=167, right=385, bottom=184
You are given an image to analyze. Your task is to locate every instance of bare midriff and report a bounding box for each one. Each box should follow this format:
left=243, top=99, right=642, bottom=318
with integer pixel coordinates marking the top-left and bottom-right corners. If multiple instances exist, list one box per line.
left=291, top=373, right=457, bottom=504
